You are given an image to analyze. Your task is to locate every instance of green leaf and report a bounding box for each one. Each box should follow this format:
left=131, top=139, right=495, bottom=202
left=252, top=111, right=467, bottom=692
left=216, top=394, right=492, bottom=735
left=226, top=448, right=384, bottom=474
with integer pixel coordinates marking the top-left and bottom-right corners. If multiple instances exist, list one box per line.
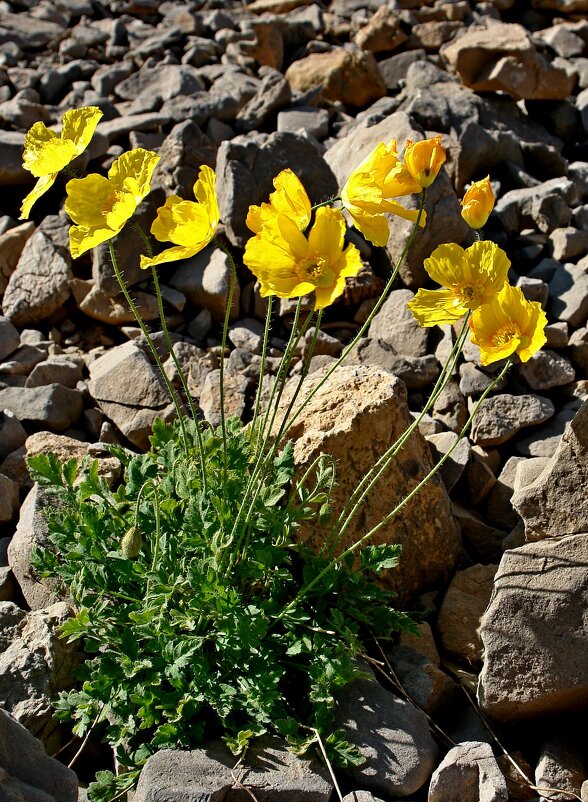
left=26, top=452, right=66, bottom=486
left=359, top=544, right=402, bottom=573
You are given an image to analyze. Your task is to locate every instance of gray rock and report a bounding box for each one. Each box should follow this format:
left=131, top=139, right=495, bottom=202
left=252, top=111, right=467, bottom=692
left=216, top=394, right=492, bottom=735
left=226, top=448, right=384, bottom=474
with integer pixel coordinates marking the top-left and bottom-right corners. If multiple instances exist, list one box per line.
left=135, top=736, right=333, bottom=802
left=87, top=341, right=177, bottom=450
left=228, top=317, right=265, bottom=354
left=0, top=383, right=82, bottom=432
left=537, top=25, right=586, bottom=58
left=453, top=505, right=506, bottom=562
left=570, top=325, right=588, bottom=373
left=515, top=404, right=578, bottom=458
left=428, top=741, right=508, bottom=802
left=470, top=394, right=555, bottom=447
left=0, top=12, right=65, bottom=48
left=437, top=564, right=498, bottom=668
left=342, top=793, right=387, bottom=802
left=0, top=602, right=80, bottom=754
left=512, top=399, right=588, bottom=540
left=151, top=119, right=217, bottom=198
left=514, top=457, right=552, bottom=494
left=25, top=356, right=84, bottom=389
left=170, top=246, right=240, bottom=323
left=116, top=63, right=204, bottom=103
left=535, top=739, right=586, bottom=802
left=0, top=564, right=16, bottom=601
left=432, top=381, right=468, bottom=433
left=369, top=289, right=429, bottom=357
left=0, top=708, right=78, bottom=802
left=0, top=473, right=19, bottom=524
left=217, top=130, right=338, bottom=248
left=486, top=456, right=525, bottom=529
left=378, top=50, right=427, bottom=90
left=2, top=217, right=72, bottom=327
left=0, top=343, right=47, bottom=376
left=98, top=112, right=172, bottom=144
left=462, top=449, right=496, bottom=505
left=550, top=226, right=588, bottom=262
left=549, top=263, right=588, bottom=327
left=545, top=321, right=569, bottom=348
left=477, top=535, right=588, bottom=721
left=459, top=362, right=507, bottom=397
left=387, top=645, right=457, bottom=714
left=200, top=369, right=248, bottom=426
left=0, top=222, right=34, bottom=295
left=0, top=316, right=19, bottom=361
left=426, top=431, right=471, bottom=493
left=494, top=178, right=577, bottom=236
left=7, top=484, right=63, bottom=610
left=0, top=130, right=27, bottom=185
left=336, top=668, right=438, bottom=797
left=236, top=65, right=292, bottom=132
left=348, top=337, right=439, bottom=390
left=277, top=107, right=330, bottom=139
left=517, top=349, right=575, bottom=391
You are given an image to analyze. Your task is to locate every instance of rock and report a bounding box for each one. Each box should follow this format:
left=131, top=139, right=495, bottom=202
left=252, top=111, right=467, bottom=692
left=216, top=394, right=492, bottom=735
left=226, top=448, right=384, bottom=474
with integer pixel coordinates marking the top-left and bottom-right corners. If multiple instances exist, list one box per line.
left=0, top=221, right=34, bottom=295
left=285, top=44, right=386, bottom=106
left=535, top=739, right=586, bottom=802
left=470, top=394, right=555, bottom=447
left=277, top=107, right=330, bottom=139
left=462, top=450, right=496, bottom=505
left=236, top=66, right=292, bottom=132
left=0, top=12, right=65, bottom=48
left=452, top=505, right=506, bottom=562
left=432, top=381, right=468, bottom=433
left=347, top=338, right=439, bottom=390
left=149, top=119, right=217, bottom=199
left=0, top=602, right=80, bottom=755
left=426, top=432, right=471, bottom=493
left=354, top=6, right=407, bottom=53
left=517, top=349, right=575, bottom=390
left=71, top=278, right=161, bottom=325
left=87, top=341, right=177, bottom=450
left=0, top=409, right=26, bottom=461
left=0, top=708, right=78, bottom=802
left=0, top=316, right=20, bottom=361
left=276, top=365, right=462, bottom=604
left=228, top=317, right=265, bottom=354
left=437, top=564, right=498, bottom=668
left=217, top=131, right=338, bottom=248
left=169, top=246, right=240, bottom=323
left=388, top=645, right=457, bottom=714
left=25, top=355, right=84, bottom=389
left=2, top=221, right=72, bottom=326
left=336, top=667, right=438, bottom=797
left=0, top=130, right=27, bottom=185
left=550, top=226, right=588, bottom=261
left=441, top=21, right=576, bottom=100
left=511, top=399, right=588, bottom=540
left=459, top=362, right=507, bottom=397
left=486, top=456, right=525, bottom=529
left=428, top=741, right=508, bottom=802
left=0, top=384, right=82, bottom=432
left=368, top=289, right=428, bottom=357
left=549, top=263, right=588, bottom=327
left=0, top=473, right=19, bottom=523
left=7, top=483, right=65, bottom=610
left=399, top=621, right=441, bottom=666
left=410, top=21, right=464, bottom=51
left=25, top=431, right=121, bottom=486
left=515, top=404, right=578, bottom=458
left=477, top=535, right=588, bottom=721
left=0, top=343, right=46, bottom=376
left=537, top=24, right=586, bottom=58
left=116, top=63, right=204, bottom=104
left=199, top=369, right=248, bottom=426
left=135, top=736, right=333, bottom=802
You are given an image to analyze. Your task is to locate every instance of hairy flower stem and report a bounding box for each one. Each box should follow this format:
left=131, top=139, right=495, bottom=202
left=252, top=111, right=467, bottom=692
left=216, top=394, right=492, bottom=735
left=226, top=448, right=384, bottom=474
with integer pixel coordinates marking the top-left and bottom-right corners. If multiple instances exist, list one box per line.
left=107, top=241, right=189, bottom=454
left=251, top=294, right=273, bottom=448
left=276, top=358, right=512, bottom=624
left=214, top=239, right=239, bottom=486
left=131, top=219, right=207, bottom=487
left=277, top=191, right=427, bottom=441
left=322, top=314, right=471, bottom=559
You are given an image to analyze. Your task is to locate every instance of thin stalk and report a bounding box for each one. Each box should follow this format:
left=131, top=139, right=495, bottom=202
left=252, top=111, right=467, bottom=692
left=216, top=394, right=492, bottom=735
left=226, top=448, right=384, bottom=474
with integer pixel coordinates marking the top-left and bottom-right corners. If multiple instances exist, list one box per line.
left=108, top=241, right=189, bottom=453
left=275, top=357, right=512, bottom=623
left=132, top=220, right=207, bottom=489
left=213, top=239, right=239, bottom=485
left=251, top=294, right=273, bottom=447
left=278, top=192, right=427, bottom=444
left=322, top=314, right=471, bottom=559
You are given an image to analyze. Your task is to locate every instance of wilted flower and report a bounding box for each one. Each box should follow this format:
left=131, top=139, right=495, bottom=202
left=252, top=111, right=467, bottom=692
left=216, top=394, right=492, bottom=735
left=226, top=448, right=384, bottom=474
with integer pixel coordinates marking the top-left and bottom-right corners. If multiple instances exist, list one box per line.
left=140, top=165, right=219, bottom=269
left=403, top=135, right=446, bottom=189
left=65, top=148, right=159, bottom=259
left=407, top=241, right=510, bottom=327
left=469, top=282, right=547, bottom=365
left=244, top=206, right=362, bottom=310
left=20, top=106, right=102, bottom=220
left=246, top=169, right=311, bottom=235
left=340, top=139, right=423, bottom=248
left=460, top=175, right=495, bottom=230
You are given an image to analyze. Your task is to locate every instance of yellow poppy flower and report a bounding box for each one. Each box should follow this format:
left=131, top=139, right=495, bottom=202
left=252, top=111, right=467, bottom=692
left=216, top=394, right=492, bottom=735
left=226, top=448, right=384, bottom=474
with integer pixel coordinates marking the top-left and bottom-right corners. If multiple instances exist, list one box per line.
left=340, top=139, right=424, bottom=247
left=244, top=206, right=363, bottom=310
left=470, top=283, right=547, bottom=365
left=403, top=135, right=446, bottom=189
left=407, top=241, right=510, bottom=327
left=65, top=148, right=159, bottom=259
left=460, top=175, right=495, bottom=230
left=139, top=165, right=220, bottom=269
left=20, top=106, right=103, bottom=220
left=246, top=168, right=311, bottom=235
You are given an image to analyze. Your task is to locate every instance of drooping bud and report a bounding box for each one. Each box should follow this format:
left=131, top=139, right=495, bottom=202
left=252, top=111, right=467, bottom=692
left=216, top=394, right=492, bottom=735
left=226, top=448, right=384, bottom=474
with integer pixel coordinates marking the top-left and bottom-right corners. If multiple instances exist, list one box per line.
left=460, top=175, right=495, bottom=230
left=120, top=527, right=142, bottom=558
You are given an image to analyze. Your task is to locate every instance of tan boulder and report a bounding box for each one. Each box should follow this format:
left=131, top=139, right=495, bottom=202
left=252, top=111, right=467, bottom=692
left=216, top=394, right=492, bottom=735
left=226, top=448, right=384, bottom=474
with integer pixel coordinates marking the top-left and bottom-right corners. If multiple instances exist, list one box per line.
left=275, top=365, right=462, bottom=604
left=285, top=45, right=386, bottom=107
left=354, top=7, right=407, bottom=53
left=441, top=22, right=576, bottom=100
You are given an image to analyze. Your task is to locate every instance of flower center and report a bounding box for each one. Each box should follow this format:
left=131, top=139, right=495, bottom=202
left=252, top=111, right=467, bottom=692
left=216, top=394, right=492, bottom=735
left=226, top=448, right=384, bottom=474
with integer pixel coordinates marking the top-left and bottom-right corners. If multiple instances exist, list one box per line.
left=492, top=323, right=520, bottom=347
left=102, top=189, right=125, bottom=218
left=301, top=257, right=326, bottom=281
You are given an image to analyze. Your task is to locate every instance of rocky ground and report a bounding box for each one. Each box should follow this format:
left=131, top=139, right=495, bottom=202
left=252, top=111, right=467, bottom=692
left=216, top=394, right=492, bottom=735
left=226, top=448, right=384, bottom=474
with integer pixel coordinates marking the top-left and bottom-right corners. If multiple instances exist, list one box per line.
left=0, top=0, right=588, bottom=800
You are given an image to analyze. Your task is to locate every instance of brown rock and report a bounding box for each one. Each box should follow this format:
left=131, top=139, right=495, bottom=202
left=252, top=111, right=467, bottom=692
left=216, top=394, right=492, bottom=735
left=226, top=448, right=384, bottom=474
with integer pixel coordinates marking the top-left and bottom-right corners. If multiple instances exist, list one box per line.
left=248, top=0, right=314, bottom=12
left=285, top=45, right=386, bottom=107
left=441, top=22, right=577, bottom=100
left=70, top=278, right=160, bottom=325
left=354, top=7, right=407, bottom=53
left=25, top=432, right=121, bottom=486
left=0, top=221, right=34, bottom=296
left=275, top=365, right=462, bottom=604
left=409, top=21, right=463, bottom=51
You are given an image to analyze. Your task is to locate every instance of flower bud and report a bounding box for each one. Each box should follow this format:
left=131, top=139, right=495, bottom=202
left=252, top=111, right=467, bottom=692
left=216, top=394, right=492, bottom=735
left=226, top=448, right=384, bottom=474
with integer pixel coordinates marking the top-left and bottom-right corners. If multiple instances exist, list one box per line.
left=460, top=176, right=495, bottom=229
left=403, top=135, right=446, bottom=189
left=120, top=527, right=142, bottom=559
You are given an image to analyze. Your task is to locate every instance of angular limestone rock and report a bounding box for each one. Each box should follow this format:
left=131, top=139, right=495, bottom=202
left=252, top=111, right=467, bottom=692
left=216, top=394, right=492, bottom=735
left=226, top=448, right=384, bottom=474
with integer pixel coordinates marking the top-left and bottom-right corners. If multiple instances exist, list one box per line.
left=428, top=741, right=508, bottom=802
